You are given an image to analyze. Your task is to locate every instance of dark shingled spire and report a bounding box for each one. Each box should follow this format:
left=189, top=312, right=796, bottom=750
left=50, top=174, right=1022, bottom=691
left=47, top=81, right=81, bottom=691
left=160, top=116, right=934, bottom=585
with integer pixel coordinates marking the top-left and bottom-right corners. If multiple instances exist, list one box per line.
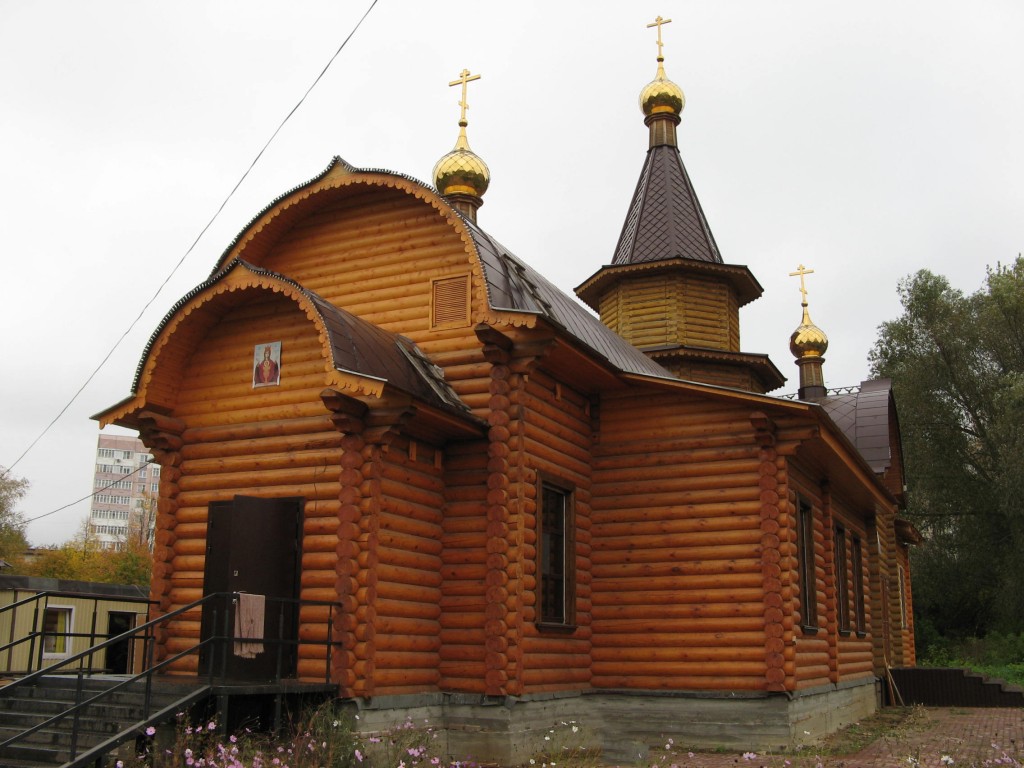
left=611, top=144, right=722, bottom=266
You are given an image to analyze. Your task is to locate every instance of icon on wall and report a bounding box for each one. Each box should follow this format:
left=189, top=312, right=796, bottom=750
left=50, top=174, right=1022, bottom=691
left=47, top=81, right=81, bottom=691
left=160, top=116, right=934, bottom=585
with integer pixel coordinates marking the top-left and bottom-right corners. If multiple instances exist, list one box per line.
left=253, top=341, right=282, bottom=388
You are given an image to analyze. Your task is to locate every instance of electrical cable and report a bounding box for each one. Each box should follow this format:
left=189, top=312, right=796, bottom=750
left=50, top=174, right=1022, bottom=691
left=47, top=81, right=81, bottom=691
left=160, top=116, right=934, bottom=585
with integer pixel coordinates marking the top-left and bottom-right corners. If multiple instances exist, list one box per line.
left=2, top=0, right=380, bottom=483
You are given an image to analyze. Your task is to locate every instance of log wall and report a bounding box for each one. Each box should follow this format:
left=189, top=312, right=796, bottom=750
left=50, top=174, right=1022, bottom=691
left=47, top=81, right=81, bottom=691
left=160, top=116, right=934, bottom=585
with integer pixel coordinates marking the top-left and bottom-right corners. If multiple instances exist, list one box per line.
left=590, top=391, right=769, bottom=691
left=253, top=186, right=492, bottom=414
left=439, top=440, right=489, bottom=692
left=831, top=498, right=874, bottom=683
left=154, top=293, right=345, bottom=677
left=372, top=436, right=445, bottom=695
left=517, top=369, right=594, bottom=692
left=786, top=478, right=830, bottom=691
left=597, top=273, right=741, bottom=353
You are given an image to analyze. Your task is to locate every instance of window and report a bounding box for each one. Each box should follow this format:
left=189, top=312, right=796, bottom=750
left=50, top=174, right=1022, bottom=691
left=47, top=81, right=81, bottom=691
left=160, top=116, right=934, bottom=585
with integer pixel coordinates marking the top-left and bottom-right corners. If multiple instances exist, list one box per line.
left=122, top=451, right=133, bottom=459
left=834, top=525, right=850, bottom=633
left=97, top=464, right=114, bottom=474
left=797, top=496, right=818, bottom=630
left=43, top=607, right=73, bottom=656
left=151, top=466, right=160, bottom=477
left=539, top=481, right=574, bottom=626
left=151, top=483, right=159, bottom=493
left=98, top=448, right=115, bottom=458
left=852, top=535, right=866, bottom=633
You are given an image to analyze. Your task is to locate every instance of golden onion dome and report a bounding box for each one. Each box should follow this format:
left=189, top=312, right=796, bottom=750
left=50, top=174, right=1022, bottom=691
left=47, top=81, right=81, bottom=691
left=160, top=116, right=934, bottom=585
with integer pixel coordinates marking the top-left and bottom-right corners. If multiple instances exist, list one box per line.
left=790, top=303, right=829, bottom=359
left=640, top=59, right=685, bottom=117
left=433, top=122, right=490, bottom=199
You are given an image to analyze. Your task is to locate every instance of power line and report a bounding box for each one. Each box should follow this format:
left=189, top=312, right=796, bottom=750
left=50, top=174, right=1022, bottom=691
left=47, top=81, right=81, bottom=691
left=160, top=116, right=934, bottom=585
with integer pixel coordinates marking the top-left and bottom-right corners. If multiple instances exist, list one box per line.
left=3, top=0, right=381, bottom=481
left=23, top=461, right=149, bottom=525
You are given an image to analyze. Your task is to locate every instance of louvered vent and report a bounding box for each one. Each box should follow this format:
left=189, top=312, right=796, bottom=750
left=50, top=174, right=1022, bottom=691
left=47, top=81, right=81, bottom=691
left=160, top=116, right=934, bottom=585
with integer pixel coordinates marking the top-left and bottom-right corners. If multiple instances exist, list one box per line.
left=431, top=275, right=471, bottom=328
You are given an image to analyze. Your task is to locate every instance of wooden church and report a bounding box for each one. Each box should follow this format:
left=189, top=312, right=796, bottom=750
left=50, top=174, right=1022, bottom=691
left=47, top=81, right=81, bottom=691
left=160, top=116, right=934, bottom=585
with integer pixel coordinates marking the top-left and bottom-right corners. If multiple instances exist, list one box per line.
left=96, top=20, right=917, bottom=761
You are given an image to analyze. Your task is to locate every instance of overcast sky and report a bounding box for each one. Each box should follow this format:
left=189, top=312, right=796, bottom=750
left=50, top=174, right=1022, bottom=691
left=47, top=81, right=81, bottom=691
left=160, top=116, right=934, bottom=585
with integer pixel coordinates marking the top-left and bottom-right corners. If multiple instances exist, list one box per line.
left=2, top=1, right=1022, bottom=545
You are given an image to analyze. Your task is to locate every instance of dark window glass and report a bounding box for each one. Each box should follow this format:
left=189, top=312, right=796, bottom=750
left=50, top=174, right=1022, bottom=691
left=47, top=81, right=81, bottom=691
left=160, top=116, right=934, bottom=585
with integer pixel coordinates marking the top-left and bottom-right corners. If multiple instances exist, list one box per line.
left=540, top=482, right=572, bottom=625
left=852, top=535, right=866, bottom=632
left=835, top=525, right=850, bottom=632
left=797, top=497, right=818, bottom=629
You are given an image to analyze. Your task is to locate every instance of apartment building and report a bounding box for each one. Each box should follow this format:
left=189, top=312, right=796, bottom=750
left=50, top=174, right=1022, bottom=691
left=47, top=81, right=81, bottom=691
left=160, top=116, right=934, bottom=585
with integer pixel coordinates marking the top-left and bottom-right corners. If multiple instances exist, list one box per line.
left=90, top=434, right=157, bottom=551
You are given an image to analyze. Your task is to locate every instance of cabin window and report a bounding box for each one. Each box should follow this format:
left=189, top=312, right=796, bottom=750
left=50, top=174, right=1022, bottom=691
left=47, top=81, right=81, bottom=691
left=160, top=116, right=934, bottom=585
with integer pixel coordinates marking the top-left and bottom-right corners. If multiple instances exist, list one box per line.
left=538, top=480, right=574, bottom=627
left=834, top=525, right=850, bottom=633
left=42, top=606, right=73, bottom=657
left=797, top=497, right=818, bottom=631
left=852, top=534, right=866, bottom=633
left=431, top=275, right=471, bottom=328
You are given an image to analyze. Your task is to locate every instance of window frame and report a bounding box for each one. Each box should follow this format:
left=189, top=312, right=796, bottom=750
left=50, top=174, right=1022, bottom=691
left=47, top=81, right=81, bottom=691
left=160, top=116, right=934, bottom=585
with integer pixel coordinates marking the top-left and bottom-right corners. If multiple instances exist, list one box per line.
left=796, top=496, right=818, bottom=632
left=42, top=605, right=74, bottom=658
left=537, top=477, right=576, bottom=630
left=851, top=534, right=867, bottom=635
left=834, top=524, right=850, bottom=634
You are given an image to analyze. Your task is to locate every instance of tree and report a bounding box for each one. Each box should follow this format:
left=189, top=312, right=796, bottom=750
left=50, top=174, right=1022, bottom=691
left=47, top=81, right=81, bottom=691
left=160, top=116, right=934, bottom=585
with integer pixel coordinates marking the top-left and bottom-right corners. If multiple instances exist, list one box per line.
left=20, top=517, right=152, bottom=587
left=0, top=467, right=29, bottom=563
left=870, top=258, right=1024, bottom=647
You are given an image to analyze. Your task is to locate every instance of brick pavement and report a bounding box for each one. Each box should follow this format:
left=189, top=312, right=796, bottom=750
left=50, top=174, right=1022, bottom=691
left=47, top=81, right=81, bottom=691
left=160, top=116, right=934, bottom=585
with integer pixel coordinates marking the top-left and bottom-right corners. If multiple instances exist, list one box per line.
left=642, top=708, right=1024, bottom=768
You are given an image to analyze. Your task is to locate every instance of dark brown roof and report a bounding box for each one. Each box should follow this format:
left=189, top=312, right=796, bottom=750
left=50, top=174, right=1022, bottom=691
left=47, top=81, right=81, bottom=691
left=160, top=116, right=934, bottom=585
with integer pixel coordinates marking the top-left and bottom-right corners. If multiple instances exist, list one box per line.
left=466, top=221, right=674, bottom=379
left=818, top=378, right=896, bottom=474
left=612, top=144, right=722, bottom=266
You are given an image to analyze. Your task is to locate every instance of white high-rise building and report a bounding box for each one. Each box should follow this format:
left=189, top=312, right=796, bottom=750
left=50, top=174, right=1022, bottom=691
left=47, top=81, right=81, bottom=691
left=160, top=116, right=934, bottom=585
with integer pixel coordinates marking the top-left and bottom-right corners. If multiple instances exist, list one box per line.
left=90, top=434, right=158, bottom=551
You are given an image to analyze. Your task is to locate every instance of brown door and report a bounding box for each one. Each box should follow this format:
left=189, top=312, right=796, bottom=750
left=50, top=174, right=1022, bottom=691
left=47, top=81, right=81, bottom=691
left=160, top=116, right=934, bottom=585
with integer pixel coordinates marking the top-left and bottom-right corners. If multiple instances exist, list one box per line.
left=200, top=495, right=303, bottom=681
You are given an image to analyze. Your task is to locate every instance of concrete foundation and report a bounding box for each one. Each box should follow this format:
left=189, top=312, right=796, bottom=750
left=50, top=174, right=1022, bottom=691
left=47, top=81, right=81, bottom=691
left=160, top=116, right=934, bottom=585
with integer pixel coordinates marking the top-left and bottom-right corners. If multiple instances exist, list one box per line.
left=349, top=679, right=879, bottom=765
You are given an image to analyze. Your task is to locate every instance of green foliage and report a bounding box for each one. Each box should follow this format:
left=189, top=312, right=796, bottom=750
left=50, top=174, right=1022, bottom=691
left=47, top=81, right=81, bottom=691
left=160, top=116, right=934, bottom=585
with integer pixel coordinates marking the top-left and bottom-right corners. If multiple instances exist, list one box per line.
left=19, top=519, right=152, bottom=586
left=0, top=467, right=29, bottom=562
left=921, top=631, right=1024, bottom=687
left=870, top=258, right=1024, bottom=648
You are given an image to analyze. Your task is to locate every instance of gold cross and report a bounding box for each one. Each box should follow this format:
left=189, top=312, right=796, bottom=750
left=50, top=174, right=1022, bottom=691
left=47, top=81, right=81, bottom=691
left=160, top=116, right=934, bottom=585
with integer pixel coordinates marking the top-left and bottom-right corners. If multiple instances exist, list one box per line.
left=789, top=264, right=815, bottom=303
left=647, top=15, right=673, bottom=59
left=448, top=68, right=481, bottom=125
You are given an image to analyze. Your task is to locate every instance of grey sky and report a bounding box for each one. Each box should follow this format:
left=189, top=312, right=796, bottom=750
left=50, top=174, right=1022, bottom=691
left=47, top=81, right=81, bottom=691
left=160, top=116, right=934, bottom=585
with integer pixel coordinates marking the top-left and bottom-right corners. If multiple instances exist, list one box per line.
left=2, top=1, right=1021, bottom=545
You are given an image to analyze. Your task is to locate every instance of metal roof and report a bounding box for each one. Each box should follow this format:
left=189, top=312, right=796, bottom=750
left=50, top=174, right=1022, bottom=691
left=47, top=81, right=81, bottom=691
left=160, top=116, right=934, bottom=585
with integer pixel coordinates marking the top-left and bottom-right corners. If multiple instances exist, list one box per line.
left=612, top=144, right=723, bottom=266
left=818, top=378, right=896, bottom=474
left=465, top=221, right=674, bottom=379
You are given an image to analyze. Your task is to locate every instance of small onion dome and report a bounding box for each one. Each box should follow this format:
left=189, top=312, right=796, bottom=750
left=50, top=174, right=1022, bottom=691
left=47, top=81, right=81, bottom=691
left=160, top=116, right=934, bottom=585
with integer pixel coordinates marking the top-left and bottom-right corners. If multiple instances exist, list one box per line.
left=433, top=122, right=490, bottom=199
left=640, top=59, right=685, bottom=117
left=790, top=303, right=829, bottom=359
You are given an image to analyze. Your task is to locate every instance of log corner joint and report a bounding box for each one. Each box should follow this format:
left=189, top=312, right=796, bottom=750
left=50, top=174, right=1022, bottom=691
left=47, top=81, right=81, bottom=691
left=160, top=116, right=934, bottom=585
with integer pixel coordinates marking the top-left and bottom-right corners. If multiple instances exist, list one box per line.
left=750, top=411, right=777, bottom=448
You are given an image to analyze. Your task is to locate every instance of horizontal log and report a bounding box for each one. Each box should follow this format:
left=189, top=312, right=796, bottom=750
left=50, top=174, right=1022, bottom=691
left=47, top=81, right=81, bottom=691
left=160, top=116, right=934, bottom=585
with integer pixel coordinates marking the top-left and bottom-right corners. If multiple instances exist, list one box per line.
left=370, top=546, right=441, bottom=575
left=376, top=597, right=441, bottom=621
left=591, top=500, right=762, bottom=520
left=437, top=674, right=486, bottom=693
left=376, top=633, right=441, bottom=654
left=591, top=660, right=765, bottom=677
left=596, top=530, right=762, bottom=556
left=372, top=668, right=442, bottom=690
left=438, top=644, right=487, bottom=663
left=594, top=573, right=763, bottom=594
left=520, top=668, right=591, bottom=687
left=594, top=470, right=763, bottom=498
left=177, top=482, right=341, bottom=508
left=591, top=603, right=766, bottom=623
left=594, top=630, right=765, bottom=648
left=376, top=580, right=441, bottom=603
left=593, top=552, right=760, bottom=575
left=593, top=646, right=765, bottom=663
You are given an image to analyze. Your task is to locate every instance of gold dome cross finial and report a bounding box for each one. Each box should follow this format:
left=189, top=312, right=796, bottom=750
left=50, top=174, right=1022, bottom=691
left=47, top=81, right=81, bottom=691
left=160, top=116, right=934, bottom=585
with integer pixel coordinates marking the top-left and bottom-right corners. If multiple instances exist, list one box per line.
left=647, top=15, right=673, bottom=60
left=789, top=263, right=815, bottom=304
left=448, top=68, right=481, bottom=127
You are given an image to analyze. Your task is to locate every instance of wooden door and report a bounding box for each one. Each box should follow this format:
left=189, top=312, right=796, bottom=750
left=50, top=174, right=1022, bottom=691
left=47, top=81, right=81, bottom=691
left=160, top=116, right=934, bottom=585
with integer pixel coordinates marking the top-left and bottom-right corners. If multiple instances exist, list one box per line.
left=200, top=496, right=303, bottom=681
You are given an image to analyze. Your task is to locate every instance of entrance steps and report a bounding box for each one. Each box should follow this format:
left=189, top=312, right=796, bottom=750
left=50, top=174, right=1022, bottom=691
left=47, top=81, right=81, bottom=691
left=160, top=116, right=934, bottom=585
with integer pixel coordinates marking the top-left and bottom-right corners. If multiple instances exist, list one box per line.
left=0, top=675, right=208, bottom=768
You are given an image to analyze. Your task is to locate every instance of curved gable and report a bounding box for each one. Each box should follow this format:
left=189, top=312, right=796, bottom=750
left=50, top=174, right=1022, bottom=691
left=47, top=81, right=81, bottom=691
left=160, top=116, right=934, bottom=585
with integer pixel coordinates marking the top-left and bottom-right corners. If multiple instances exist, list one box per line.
left=97, top=261, right=467, bottom=427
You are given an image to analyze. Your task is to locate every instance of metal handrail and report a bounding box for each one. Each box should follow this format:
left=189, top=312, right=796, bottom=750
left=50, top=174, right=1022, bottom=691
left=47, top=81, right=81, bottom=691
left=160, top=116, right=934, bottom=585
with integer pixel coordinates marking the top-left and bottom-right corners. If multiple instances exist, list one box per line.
left=0, top=592, right=341, bottom=765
